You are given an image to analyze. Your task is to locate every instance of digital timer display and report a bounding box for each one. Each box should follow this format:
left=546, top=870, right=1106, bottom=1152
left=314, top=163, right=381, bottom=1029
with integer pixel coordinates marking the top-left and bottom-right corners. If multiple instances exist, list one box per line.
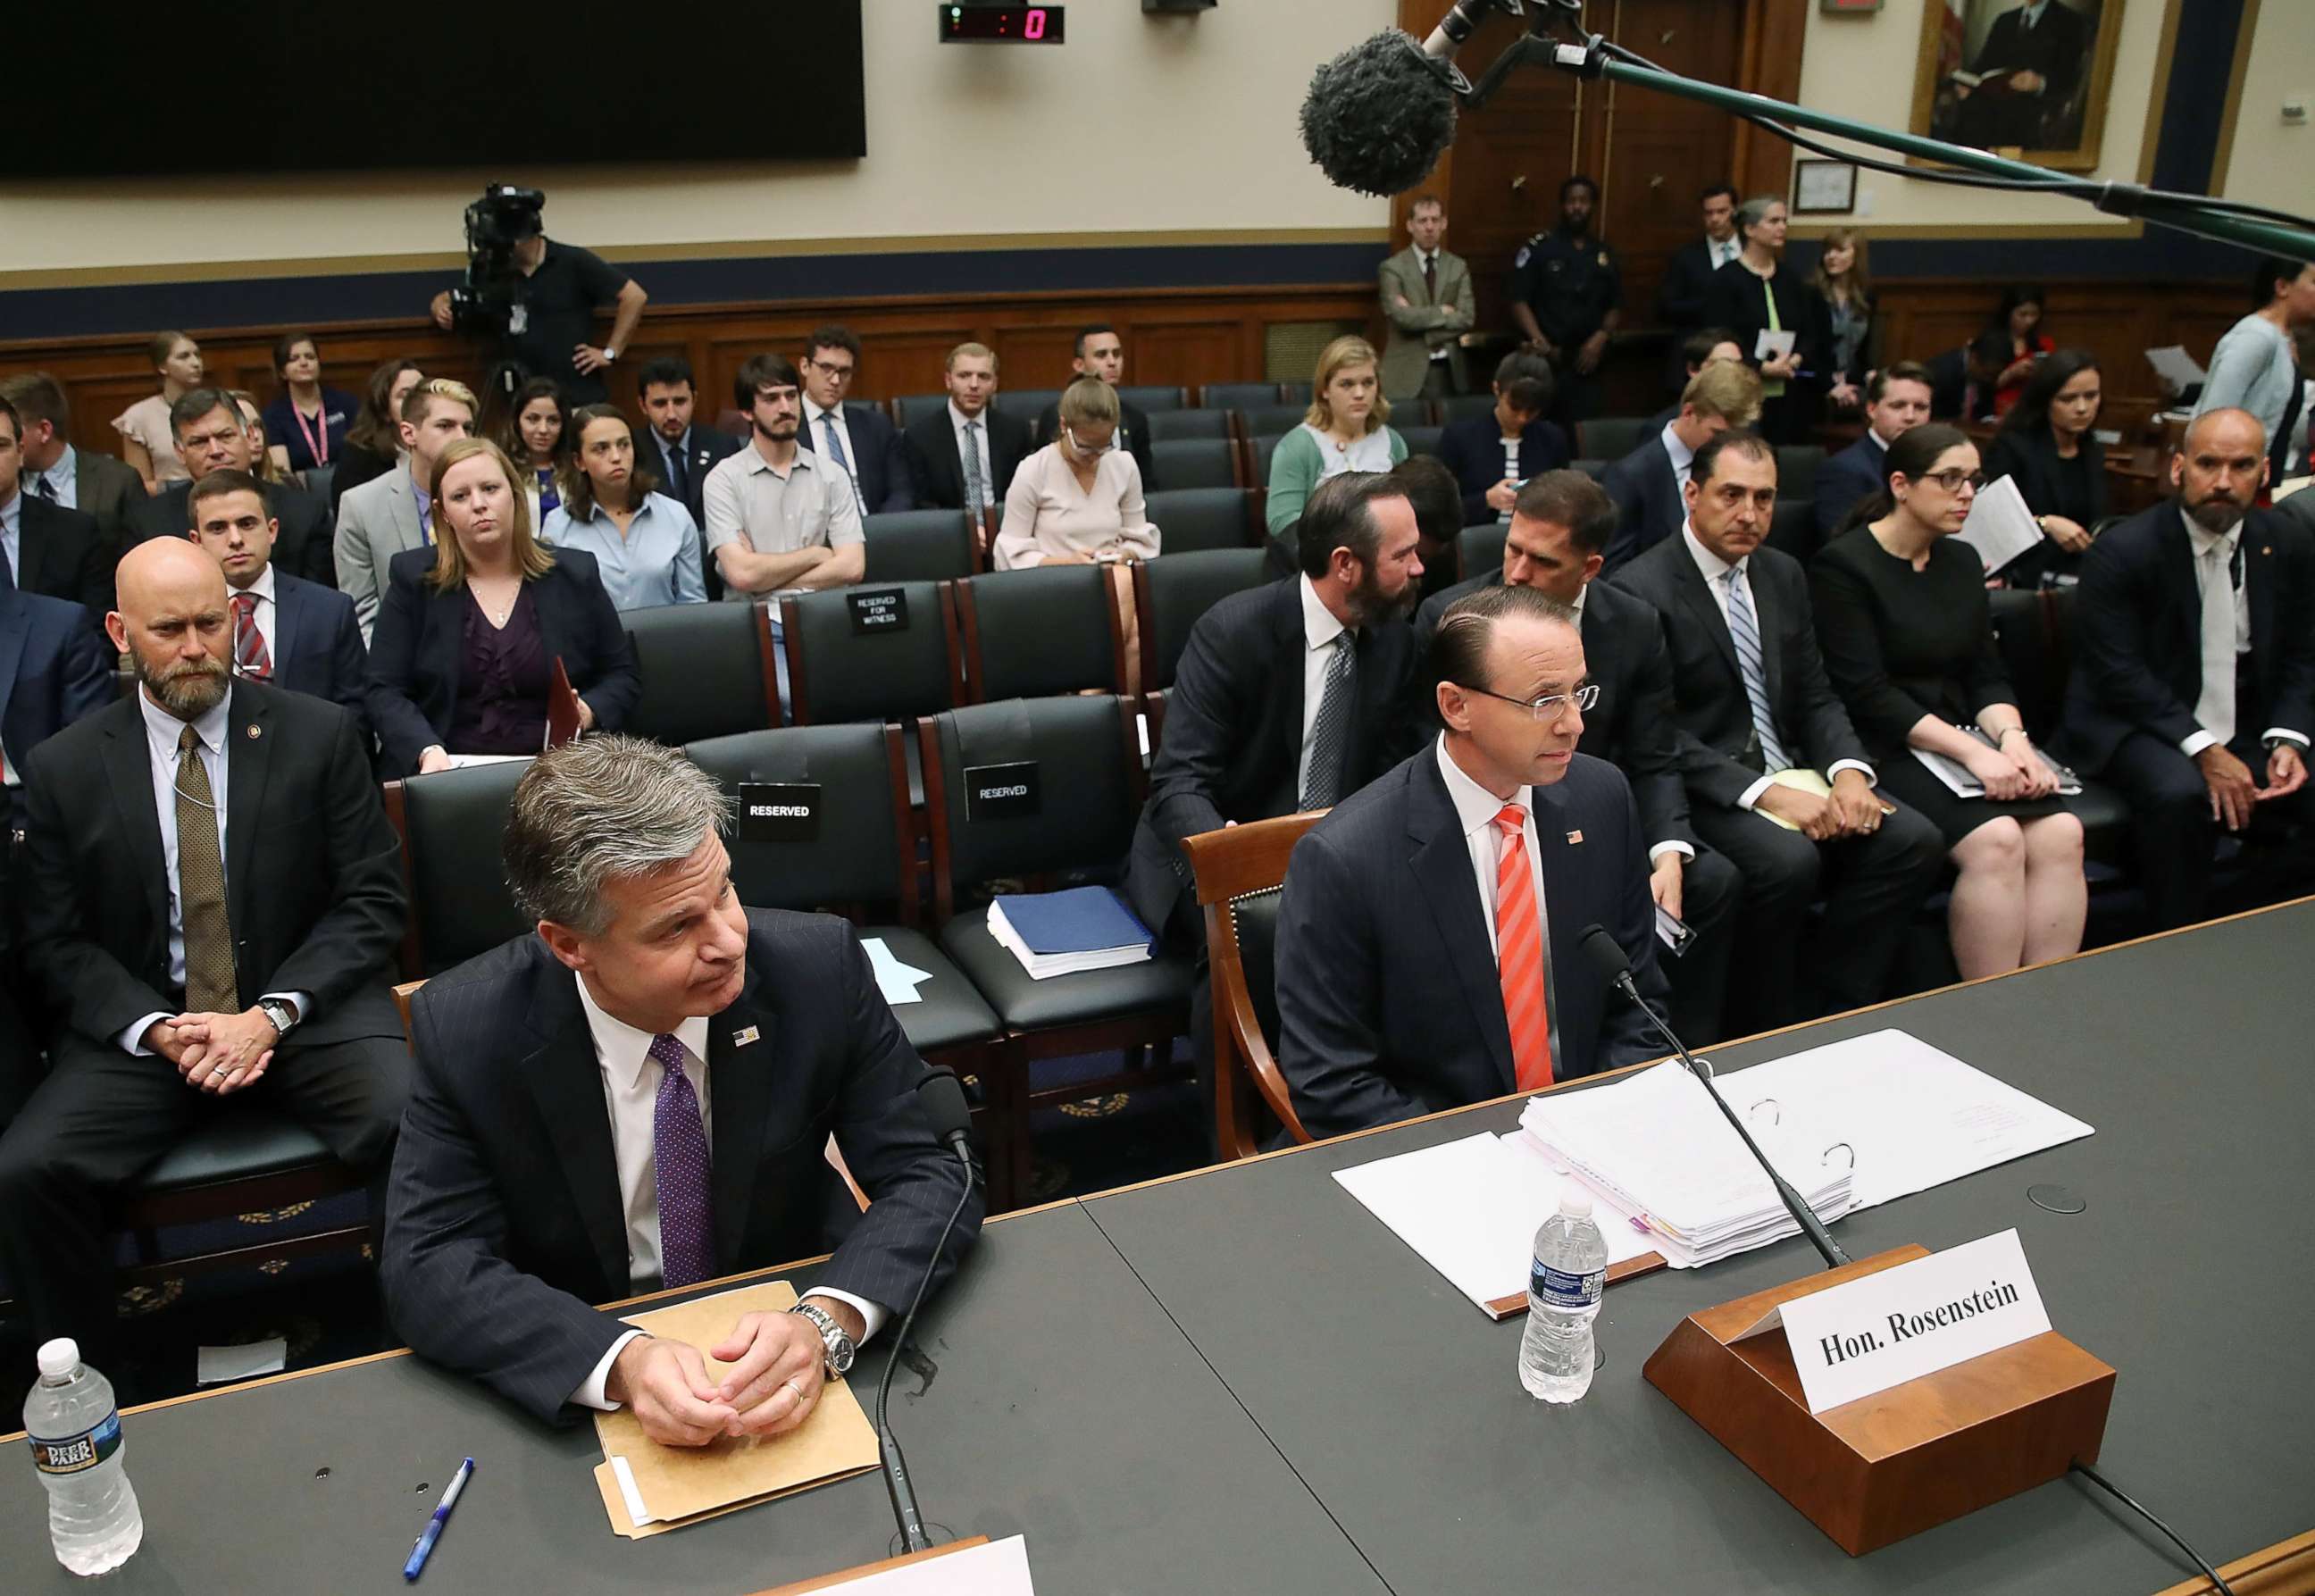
left=939, top=5, right=1065, bottom=44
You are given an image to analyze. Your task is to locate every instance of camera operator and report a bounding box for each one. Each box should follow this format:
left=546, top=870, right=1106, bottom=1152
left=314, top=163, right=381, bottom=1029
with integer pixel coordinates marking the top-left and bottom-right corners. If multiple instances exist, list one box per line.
left=427, top=188, right=647, bottom=406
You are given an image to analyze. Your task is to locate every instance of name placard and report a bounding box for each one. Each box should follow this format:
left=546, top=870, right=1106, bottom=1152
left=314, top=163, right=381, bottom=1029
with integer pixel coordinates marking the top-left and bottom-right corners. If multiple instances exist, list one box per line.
left=848, top=588, right=910, bottom=635
left=737, top=782, right=823, bottom=841
left=964, top=761, right=1040, bottom=822
left=1741, top=1229, right=2052, bottom=1414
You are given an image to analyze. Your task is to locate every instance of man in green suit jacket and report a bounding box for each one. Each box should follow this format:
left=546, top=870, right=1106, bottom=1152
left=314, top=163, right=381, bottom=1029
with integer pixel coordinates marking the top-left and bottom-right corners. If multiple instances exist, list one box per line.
left=1378, top=196, right=1475, bottom=402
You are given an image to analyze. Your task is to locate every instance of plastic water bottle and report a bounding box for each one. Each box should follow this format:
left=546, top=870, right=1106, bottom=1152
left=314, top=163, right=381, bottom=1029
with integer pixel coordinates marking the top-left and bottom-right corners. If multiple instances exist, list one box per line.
left=24, top=1339, right=143, bottom=1575
left=1519, top=1190, right=1609, bottom=1403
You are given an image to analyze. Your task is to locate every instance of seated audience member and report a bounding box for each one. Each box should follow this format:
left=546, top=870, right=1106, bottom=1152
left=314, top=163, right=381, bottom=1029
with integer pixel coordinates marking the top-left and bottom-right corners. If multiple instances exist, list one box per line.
left=336, top=378, right=477, bottom=641
left=1609, top=430, right=1943, bottom=1034
left=1275, top=582, right=1667, bottom=1138
left=995, top=378, right=1159, bottom=571
left=2194, top=256, right=2314, bottom=488
left=1265, top=335, right=1410, bottom=549
left=1377, top=193, right=1474, bottom=404
left=1600, top=360, right=1762, bottom=572
left=1389, top=454, right=1468, bottom=602
left=485, top=375, right=569, bottom=527
left=1647, top=327, right=1745, bottom=430
left=230, top=389, right=292, bottom=484
left=541, top=405, right=706, bottom=610
left=1972, top=284, right=2054, bottom=420
left=1811, top=425, right=2085, bottom=980
left=185, top=469, right=368, bottom=731
left=638, top=355, right=742, bottom=533
left=901, top=343, right=1028, bottom=533
left=0, top=396, right=107, bottom=614
left=1416, top=472, right=1742, bottom=1045
left=1436, top=351, right=1569, bottom=527
left=0, top=538, right=407, bottom=1363
left=2, top=371, right=151, bottom=571
left=1816, top=362, right=1935, bottom=542
left=1983, top=349, right=2106, bottom=587
left=1703, top=195, right=1827, bottom=444
left=0, top=569, right=111, bottom=832
left=331, top=357, right=425, bottom=514
left=112, top=330, right=205, bottom=493
left=1032, top=325, right=1160, bottom=492
left=366, top=439, right=639, bottom=779
left=2061, top=409, right=2315, bottom=931
left=704, top=355, right=865, bottom=599
left=1813, top=228, right=1875, bottom=412
left=262, top=332, right=358, bottom=477
left=135, top=389, right=334, bottom=585
left=382, top=737, right=980, bottom=1435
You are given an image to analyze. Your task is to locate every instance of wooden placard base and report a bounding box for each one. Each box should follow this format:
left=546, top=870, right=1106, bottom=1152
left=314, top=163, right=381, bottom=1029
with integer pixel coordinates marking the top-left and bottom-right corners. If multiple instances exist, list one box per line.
left=749, top=1534, right=993, bottom=1594
left=1483, top=1249, right=1666, bottom=1318
left=1642, top=1245, right=2115, bottom=1557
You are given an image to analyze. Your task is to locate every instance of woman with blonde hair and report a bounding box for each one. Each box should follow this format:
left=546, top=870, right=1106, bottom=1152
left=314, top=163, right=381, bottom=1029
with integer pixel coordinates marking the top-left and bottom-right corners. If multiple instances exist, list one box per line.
left=996, top=378, right=1159, bottom=570
left=113, top=330, right=205, bottom=492
left=365, top=438, right=639, bottom=778
left=1264, top=334, right=1408, bottom=539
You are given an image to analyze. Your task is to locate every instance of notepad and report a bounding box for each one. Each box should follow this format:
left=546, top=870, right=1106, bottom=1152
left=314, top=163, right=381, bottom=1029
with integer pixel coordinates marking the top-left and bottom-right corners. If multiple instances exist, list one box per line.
left=987, top=887, right=1154, bottom=979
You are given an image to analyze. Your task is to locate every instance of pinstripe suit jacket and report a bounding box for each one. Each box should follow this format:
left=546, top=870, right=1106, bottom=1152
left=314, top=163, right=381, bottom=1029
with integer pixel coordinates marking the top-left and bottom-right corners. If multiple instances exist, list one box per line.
left=380, top=908, right=980, bottom=1424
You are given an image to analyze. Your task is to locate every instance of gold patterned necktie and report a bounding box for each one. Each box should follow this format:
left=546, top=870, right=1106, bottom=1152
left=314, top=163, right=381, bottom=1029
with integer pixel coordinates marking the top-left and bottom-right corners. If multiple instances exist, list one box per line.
left=175, top=723, right=237, bottom=1014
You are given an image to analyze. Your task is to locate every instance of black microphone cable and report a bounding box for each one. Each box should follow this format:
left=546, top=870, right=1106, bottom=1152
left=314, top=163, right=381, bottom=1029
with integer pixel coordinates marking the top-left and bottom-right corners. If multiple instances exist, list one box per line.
left=2069, top=1459, right=2236, bottom=1596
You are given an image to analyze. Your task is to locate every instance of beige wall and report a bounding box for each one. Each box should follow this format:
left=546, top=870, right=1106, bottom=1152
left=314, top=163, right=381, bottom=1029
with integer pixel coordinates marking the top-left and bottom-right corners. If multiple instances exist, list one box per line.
left=1792, top=0, right=2178, bottom=235
left=2217, top=0, right=2313, bottom=220
left=0, top=1, right=1395, bottom=283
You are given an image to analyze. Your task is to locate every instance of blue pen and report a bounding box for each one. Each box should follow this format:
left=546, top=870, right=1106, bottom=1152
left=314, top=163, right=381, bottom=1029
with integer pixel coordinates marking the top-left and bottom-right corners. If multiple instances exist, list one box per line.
left=403, top=1457, right=474, bottom=1582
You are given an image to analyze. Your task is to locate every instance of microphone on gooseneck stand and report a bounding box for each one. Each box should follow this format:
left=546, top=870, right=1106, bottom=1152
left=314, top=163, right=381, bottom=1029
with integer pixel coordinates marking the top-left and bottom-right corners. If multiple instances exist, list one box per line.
left=1576, top=924, right=1850, bottom=1271
left=873, top=1069, right=978, bottom=1555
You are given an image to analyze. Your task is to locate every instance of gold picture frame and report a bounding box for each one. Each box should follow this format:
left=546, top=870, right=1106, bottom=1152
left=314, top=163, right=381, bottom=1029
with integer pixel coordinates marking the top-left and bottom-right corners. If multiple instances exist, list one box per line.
left=1908, top=0, right=2128, bottom=172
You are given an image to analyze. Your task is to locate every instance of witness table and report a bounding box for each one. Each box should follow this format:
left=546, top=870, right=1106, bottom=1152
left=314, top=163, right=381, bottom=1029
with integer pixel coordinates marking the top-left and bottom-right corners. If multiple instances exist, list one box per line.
left=7, top=906, right=2311, bottom=1593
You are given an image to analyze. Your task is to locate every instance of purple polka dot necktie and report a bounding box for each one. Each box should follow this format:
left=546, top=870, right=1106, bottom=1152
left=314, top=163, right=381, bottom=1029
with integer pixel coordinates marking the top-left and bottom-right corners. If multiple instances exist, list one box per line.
left=650, top=1033, right=715, bottom=1288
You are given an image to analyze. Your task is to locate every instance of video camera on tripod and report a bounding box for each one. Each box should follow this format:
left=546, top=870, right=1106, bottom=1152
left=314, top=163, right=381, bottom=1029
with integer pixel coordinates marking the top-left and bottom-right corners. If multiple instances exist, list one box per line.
left=444, top=183, right=547, bottom=338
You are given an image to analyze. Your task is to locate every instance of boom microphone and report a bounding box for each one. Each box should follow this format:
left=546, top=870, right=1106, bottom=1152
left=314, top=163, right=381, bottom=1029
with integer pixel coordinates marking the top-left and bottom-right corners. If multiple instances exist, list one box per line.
left=1298, top=30, right=1460, bottom=196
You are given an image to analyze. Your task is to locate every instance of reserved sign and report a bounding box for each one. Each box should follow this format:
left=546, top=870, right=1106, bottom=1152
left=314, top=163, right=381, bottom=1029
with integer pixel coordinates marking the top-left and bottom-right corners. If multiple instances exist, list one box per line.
left=1742, top=1229, right=2052, bottom=1414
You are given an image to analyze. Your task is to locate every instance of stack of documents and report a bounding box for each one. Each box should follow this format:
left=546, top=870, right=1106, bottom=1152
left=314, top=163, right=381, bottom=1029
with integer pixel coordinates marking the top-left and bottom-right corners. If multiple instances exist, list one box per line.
left=1519, top=1061, right=1856, bottom=1268
left=1911, top=729, right=2084, bottom=797
left=988, top=887, right=1153, bottom=979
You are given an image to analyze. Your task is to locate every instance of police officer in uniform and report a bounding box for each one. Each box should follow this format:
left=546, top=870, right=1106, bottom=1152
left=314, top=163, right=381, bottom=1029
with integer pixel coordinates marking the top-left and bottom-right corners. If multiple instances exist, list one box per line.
left=1509, top=174, right=1624, bottom=430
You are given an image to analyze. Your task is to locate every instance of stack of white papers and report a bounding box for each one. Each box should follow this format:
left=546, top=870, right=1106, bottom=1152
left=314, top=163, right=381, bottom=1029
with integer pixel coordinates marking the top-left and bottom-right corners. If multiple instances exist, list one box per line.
left=2144, top=344, right=2208, bottom=395
left=1520, top=1062, right=1856, bottom=1268
left=1954, top=473, right=2045, bottom=576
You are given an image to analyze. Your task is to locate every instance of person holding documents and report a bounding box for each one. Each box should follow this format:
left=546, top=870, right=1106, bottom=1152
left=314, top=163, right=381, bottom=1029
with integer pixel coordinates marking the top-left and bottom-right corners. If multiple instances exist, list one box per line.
left=1810, top=424, right=2086, bottom=980
left=1275, top=582, right=1666, bottom=1139
left=382, top=738, right=980, bottom=1441
left=2060, top=408, right=2315, bottom=930
left=1610, top=431, right=1943, bottom=1034
left=364, top=438, right=639, bottom=779
left=1702, top=196, right=1829, bottom=445
left=1981, top=350, right=2107, bottom=588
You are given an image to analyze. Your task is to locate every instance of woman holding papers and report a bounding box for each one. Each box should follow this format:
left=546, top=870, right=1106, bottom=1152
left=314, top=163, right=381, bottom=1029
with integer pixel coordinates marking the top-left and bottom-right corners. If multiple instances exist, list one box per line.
left=1982, top=350, right=2108, bottom=589
left=1810, top=424, right=2086, bottom=980
left=1702, top=196, right=1830, bottom=445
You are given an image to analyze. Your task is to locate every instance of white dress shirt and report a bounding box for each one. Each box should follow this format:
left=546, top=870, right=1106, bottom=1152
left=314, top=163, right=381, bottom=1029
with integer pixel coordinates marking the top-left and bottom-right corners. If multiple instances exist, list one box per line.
left=1708, top=234, right=1741, bottom=271
left=1297, top=575, right=1356, bottom=798
left=227, top=563, right=279, bottom=679
left=2178, top=507, right=2304, bottom=756
left=948, top=400, right=998, bottom=508
left=39, top=444, right=80, bottom=510
left=1680, top=524, right=1874, bottom=809
left=1659, top=422, right=1698, bottom=494
left=569, top=973, right=887, bottom=1411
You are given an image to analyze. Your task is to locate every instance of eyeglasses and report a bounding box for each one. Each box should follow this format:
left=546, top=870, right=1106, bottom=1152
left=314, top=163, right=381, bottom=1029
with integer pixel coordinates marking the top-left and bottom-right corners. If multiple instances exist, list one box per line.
left=802, top=357, right=856, bottom=383
left=1458, top=682, right=1599, bottom=720
left=1064, top=424, right=1115, bottom=457
left=1918, top=470, right=1986, bottom=493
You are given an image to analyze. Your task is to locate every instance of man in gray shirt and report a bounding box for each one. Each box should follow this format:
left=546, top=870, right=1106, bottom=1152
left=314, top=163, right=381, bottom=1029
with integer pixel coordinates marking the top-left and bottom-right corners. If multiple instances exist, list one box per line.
left=701, top=354, right=864, bottom=601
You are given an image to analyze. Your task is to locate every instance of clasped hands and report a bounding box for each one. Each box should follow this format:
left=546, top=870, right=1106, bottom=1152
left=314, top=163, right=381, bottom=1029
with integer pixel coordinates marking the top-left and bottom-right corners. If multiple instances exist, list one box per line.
left=1754, top=768, right=1888, bottom=841
left=144, top=1007, right=280, bottom=1095
left=1960, top=731, right=2060, bottom=802
left=606, top=1298, right=864, bottom=1448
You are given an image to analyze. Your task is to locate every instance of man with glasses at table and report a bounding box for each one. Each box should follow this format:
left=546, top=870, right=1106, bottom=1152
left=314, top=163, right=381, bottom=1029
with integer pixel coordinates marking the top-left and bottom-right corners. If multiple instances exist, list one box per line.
left=1273, top=581, right=1668, bottom=1139
left=796, top=325, right=915, bottom=514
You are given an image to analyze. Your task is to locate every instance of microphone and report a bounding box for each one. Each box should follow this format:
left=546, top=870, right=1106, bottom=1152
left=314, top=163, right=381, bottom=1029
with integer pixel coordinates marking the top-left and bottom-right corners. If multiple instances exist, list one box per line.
left=873, top=1068, right=980, bottom=1555
left=1577, top=924, right=1850, bottom=1271
left=1299, top=25, right=1464, bottom=196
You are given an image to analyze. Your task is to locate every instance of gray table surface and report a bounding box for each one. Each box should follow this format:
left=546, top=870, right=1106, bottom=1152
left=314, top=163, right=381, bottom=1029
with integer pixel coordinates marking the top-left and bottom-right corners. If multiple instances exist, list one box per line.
left=1083, top=903, right=2315, bottom=1594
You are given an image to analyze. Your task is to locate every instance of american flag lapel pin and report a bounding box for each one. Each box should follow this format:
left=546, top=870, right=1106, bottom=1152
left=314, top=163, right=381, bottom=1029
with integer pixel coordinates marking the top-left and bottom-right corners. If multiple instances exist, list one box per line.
left=1565, top=830, right=1584, bottom=845
left=732, top=1025, right=761, bottom=1048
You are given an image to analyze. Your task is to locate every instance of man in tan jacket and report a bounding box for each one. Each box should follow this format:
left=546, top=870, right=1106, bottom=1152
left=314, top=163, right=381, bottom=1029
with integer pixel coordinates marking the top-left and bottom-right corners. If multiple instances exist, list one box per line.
left=1378, top=195, right=1475, bottom=403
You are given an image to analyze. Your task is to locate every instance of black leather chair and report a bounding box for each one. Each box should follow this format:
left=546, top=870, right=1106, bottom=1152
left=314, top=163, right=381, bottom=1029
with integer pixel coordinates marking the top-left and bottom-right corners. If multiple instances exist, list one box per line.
left=865, top=509, right=979, bottom=582
left=1989, top=587, right=2130, bottom=870
left=1147, top=408, right=1233, bottom=443
left=1145, top=488, right=1256, bottom=556
left=1399, top=424, right=1443, bottom=458
left=1457, top=522, right=1509, bottom=583
left=623, top=602, right=780, bottom=747
left=1116, top=384, right=1187, bottom=413
left=1776, top=444, right=1826, bottom=502
left=115, top=1113, right=369, bottom=1292
left=1132, top=548, right=1271, bottom=691
left=383, top=762, right=532, bottom=977
left=919, top=695, right=1195, bottom=1199
left=1766, top=498, right=1822, bottom=566
left=1152, top=438, right=1241, bottom=491
left=1248, top=435, right=1283, bottom=490
left=1574, top=457, right=1609, bottom=481
left=992, top=389, right=1065, bottom=426
left=1437, top=392, right=1496, bottom=427
left=891, top=393, right=952, bottom=429
left=1578, top=415, right=1653, bottom=460
left=779, top=581, right=964, bottom=727
left=1278, top=380, right=1314, bottom=406
left=1200, top=381, right=1283, bottom=411
left=1241, top=404, right=1309, bottom=439
left=954, top=565, right=1126, bottom=703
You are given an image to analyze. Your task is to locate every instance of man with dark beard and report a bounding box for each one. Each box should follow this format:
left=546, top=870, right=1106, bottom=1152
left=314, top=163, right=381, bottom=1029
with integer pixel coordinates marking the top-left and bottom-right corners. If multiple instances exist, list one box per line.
left=0, top=539, right=408, bottom=1370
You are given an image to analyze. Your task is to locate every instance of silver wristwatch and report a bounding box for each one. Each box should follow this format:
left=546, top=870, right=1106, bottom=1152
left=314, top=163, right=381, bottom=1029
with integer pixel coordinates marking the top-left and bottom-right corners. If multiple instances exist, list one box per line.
left=256, top=997, right=299, bottom=1040
left=789, top=1300, right=857, bottom=1380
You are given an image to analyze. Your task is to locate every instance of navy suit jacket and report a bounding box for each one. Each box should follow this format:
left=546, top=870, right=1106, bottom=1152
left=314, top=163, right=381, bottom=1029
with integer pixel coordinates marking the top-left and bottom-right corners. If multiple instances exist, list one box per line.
left=1275, top=748, right=1667, bottom=1139
left=0, top=589, right=112, bottom=826
left=1600, top=434, right=1683, bottom=573
left=643, top=423, right=744, bottom=534
left=12, top=496, right=108, bottom=618
left=900, top=407, right=1030, bottom=513
left=364, top=547, right=641, bottom=780
left=380, top=910, right=982, bottom=1424
left=137, top=479, right=337, bottom=588
left=1814, top=432, right=1888, bottom=542
left=264, top=571, right=369, bottom=736
left=798, top=402, right=915, bottom=515
left=1434, top=411, right=1572, bottom=527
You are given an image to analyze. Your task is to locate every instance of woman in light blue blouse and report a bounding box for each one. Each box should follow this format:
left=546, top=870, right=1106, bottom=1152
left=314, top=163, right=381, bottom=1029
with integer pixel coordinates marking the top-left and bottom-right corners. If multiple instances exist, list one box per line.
left=539, top=405, right=706, bottom=610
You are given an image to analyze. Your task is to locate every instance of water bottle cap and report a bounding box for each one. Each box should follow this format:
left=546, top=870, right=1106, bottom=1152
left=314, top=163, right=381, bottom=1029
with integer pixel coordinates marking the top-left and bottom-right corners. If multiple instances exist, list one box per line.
left=35, top=1339, right=80, bottom=1380
left=1559, top=1187, right=1593, bottom=1219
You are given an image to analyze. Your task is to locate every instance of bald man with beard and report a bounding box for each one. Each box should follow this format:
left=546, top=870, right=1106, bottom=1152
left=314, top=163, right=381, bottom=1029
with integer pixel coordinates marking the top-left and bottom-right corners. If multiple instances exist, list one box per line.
left=0, top=539, right=407, bottom=1367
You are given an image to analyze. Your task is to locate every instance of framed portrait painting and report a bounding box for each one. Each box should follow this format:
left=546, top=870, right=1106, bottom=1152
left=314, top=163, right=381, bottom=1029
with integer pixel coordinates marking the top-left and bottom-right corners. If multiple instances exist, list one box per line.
left=1909, top=0, right=2127, bottom=171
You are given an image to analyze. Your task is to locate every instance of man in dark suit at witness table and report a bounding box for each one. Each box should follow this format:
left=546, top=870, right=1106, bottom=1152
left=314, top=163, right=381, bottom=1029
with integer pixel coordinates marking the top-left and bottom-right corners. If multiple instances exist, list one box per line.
left=0, top=539, right=408, bottom=1359
left=1276, top=582, right=1667, bottom=1139
left=1610, top=430, right=1943, bottom=1035
left=382, top=737, right=980, bottom=1441
left=1416, top=472, right=1741, bottom=1046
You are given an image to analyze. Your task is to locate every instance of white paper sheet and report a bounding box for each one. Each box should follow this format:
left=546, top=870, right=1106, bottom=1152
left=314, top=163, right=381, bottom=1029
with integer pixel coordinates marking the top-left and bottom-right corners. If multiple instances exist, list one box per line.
left=1953, top=473, right=2044, bottom=576
left=196, top=1337, right=287, bottom=1385
left=439, top=753, right=531, bottom=770
left=860, top=937, right=933, bottom=1006
left=2144, top=344, right=2208, bottom=394
left=810, top=1534, right=1036, bottom=1593
left=1754, top=329, right=1797, bottom=363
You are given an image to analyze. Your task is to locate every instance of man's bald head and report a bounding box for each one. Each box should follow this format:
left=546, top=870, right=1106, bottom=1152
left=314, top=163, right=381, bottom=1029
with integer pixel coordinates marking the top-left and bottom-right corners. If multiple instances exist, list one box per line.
left=111, top=538, right=233, bottom=719
left=2181, top=406, right=2265, bottom=460
left=2174, top=406, right=2269, bottom=534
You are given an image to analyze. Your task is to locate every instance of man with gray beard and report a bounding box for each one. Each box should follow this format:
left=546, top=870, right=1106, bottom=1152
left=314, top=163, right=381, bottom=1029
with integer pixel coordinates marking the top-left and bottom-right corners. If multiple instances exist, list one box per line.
left=0, top=539, right=407, bottom=1372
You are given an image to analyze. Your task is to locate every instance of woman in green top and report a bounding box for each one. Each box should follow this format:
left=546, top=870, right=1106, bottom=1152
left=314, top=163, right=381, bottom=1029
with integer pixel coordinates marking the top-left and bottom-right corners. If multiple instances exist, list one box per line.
left=1264, top=334, right=1409, bottom=541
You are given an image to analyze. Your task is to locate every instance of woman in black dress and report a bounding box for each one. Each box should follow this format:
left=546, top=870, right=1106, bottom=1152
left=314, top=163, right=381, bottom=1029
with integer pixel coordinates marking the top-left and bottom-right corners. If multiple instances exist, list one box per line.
left=1983, top=348, right=2106, bottom=588
left=1703, top=194, right=1830, bottom=445
left=1811, top=423, right=2085, bottom=980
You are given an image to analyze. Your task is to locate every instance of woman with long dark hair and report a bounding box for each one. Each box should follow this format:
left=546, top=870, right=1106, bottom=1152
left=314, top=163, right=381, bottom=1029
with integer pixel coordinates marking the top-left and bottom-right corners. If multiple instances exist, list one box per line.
left=1983, top=348, right=2106, bottom=587
left=262, top=331, right=359, bottom=475
left=332, top=357, right=426, bottom=514
left=483, top=375, right=570, bottom=526
left=1970, top=284, right=2054, bottom=419
left=539, top=405, right=705, bottom=610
